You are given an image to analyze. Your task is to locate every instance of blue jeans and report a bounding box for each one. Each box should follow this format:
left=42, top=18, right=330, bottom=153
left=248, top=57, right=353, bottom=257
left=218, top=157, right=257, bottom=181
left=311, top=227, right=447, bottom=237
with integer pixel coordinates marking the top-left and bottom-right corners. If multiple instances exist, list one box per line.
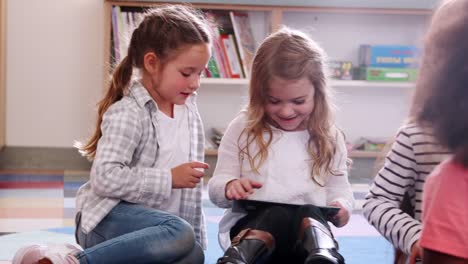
left=75, top=201, right=204, bottom=264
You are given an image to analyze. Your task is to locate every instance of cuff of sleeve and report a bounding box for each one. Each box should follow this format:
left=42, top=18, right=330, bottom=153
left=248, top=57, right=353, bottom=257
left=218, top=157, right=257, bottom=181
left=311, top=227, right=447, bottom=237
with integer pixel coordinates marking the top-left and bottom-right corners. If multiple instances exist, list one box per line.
left=406, top=229, right=421, bottom=255
left=210, top=177, right=237, bottom=208
left=141, top=168, right=171, bottom=203
left=332, top=198, right=353, bottom=214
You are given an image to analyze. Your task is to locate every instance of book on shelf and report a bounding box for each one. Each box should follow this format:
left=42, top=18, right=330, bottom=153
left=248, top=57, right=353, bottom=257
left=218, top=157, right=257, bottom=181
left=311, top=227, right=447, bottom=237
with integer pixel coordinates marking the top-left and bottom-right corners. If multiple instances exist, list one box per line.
left=359, top=44, right=420, bottom=68
left=204, top=11, right=229, bottom=78
left=205, top=57, right=221, bottom=78
left=110, top=6, right=145, bottom=66
left=359, top=67, right=418, bottom=82
left=109, top=6, right=249, bottom=79
left=203, top=10, right=245, bottom=79
left=111, top=6, right=122, bottom=63
left=229, top=11, right=256, bottom=78
left=220, top=34, right=243, bottom=79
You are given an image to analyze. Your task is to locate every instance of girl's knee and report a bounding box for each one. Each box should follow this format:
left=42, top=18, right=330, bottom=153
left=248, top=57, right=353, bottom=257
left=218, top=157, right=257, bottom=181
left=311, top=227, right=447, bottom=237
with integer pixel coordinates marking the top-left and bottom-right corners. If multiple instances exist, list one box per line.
left=181, top=243, right=204, bottom=264
left=166, top=217, right=196, bottom=251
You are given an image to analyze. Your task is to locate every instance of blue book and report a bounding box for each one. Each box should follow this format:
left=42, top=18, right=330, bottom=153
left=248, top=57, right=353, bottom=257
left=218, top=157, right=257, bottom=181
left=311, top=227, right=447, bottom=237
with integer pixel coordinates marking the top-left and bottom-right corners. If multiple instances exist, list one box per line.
left=359, top=45, right=420, bottom=68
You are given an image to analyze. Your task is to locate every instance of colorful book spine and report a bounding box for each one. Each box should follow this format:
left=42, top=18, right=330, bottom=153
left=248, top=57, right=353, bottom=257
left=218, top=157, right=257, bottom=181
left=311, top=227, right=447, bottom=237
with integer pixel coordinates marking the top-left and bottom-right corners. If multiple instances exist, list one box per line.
left=230, top=11, right=256, bottom=78
left=204, top=10, right=230, bottom=78
left=359, top=45, right=420, bottom=68
left=206, top=57, right=221, bottom=78
left=220, top=34, right=242, bottom=78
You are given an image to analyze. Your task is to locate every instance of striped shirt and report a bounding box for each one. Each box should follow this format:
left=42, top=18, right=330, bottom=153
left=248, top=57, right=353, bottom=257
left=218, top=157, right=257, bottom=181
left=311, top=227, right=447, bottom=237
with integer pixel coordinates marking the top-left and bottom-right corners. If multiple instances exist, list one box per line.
left=75, top=81, right=207, bottom=248
left=362, top=124, right=450, bottom=254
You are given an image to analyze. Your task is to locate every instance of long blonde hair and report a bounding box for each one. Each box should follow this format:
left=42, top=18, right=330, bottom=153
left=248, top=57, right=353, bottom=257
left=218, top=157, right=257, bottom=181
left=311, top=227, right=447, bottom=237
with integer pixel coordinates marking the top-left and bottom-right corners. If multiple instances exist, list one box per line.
left=77, top=5, right=211, bottom=160
left=240, top=27, right=339, bottom=186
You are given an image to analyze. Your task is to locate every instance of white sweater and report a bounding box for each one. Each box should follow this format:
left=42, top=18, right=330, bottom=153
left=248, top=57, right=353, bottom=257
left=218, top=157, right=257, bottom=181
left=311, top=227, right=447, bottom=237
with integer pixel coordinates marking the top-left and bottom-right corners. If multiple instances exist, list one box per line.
left=362, top=124, right=450, bottom=254
left=208, top=113, right=355, bottom=249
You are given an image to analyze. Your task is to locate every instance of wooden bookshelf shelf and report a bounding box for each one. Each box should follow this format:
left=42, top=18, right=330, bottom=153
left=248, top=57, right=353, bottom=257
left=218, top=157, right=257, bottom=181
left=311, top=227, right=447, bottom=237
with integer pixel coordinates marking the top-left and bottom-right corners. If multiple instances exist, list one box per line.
left=201, top=78, right=249, bottom=86
left=331, top=80, right=415, bottom=89
left=204, top=148, right=219, bottom=156
left=348, top=150, right=381, bottom=158
left=200, top=78, right=415, bottom=90
left=205, top=148, right=380, bottom=158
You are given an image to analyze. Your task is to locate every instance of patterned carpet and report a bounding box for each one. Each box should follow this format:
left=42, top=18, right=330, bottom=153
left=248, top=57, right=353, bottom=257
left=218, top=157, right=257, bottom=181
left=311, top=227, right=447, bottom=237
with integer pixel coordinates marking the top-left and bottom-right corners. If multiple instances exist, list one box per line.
left=0, top=169, right=394, bottom=263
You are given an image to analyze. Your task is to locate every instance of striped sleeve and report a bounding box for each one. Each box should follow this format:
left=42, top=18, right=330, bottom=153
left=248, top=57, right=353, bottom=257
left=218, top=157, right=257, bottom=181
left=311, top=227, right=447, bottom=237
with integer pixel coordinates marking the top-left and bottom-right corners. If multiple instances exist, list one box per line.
left=362, top=127, right=421, bottom=254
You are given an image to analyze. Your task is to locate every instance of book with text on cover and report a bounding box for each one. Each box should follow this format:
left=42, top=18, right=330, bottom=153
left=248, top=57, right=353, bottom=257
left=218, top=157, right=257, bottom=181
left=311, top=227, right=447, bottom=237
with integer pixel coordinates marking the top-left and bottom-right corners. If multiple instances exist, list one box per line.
left=359, top=45, right=420, bottom=68
left=230, top=11, right=256, bottom=78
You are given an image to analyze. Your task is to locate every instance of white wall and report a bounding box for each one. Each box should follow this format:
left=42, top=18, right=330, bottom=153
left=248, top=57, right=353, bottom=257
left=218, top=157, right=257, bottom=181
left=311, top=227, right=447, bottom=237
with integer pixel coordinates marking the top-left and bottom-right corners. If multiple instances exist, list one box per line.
left=6, top=0, right=104, bottom=147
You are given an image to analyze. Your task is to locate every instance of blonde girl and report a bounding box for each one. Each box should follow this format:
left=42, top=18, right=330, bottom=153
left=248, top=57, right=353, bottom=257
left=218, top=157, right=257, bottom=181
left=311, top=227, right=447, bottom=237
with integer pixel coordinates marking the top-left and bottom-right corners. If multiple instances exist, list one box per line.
left=209, top=27, right=354, bottom=264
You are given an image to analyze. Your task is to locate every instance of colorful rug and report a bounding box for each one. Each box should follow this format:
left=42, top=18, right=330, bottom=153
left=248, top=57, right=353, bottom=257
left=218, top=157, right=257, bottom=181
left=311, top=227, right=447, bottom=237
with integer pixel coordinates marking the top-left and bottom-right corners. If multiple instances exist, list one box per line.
left=0, top=170, right=393, bottom=263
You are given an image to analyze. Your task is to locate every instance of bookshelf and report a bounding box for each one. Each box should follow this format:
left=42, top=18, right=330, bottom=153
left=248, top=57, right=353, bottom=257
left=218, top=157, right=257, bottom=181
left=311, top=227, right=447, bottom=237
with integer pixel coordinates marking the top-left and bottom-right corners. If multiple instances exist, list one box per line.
left=205, top=148, right=380, bottom=158
left=104, top=0, right=432, bottom=159
left=0, top=0, right=6, bottom=149
left=200, top=78, right=415, bottom=90
left=103, top=1, right=431, bottom=82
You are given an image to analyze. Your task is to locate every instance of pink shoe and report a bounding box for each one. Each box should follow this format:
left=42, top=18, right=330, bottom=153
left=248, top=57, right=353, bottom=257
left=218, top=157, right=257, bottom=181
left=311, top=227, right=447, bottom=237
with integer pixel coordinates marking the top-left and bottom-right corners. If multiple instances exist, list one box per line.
left=12, top=244, right=48, bottom=264
left=12, top=243, right=81, bottom=264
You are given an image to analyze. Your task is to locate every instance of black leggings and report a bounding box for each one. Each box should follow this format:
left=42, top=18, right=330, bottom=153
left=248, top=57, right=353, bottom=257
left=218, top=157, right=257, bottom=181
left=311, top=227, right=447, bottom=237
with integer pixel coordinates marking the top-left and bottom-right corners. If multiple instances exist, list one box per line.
left=230, top=204, right=332, bottom=264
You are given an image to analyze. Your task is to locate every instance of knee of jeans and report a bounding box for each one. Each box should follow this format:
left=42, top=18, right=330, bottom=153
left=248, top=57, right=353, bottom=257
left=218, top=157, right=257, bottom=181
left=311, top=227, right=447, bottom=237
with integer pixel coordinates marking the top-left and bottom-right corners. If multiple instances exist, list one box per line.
left=185, top=243, right=204, bottom=264
left=166, top=218, right=196, bottom=251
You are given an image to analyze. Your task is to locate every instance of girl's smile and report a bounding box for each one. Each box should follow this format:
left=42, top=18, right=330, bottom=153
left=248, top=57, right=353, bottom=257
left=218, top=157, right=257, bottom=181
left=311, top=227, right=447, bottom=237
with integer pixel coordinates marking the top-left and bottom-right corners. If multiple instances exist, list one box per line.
left=265, top=76, right=315, bottom=131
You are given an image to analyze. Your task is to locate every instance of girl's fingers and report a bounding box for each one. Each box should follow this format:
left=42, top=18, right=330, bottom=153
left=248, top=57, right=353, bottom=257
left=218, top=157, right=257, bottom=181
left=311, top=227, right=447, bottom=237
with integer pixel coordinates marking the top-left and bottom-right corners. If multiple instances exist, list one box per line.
left=191, top=169, right=204, bottom=178
left=231, top=181, right=250, bottom=199
left=190, top=176, right=201, bottom=184
left=240, top=180, right=254, bottom=193
left=249, top=180, right=263, bottom=189
left=190, top=161, right=210, bottom=169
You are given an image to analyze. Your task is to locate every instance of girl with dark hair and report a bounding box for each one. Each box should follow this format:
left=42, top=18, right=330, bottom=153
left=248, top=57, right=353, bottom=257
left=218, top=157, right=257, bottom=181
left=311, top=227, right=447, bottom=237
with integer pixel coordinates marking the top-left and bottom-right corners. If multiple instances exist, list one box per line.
left=414, top=0, right=468, bottom=263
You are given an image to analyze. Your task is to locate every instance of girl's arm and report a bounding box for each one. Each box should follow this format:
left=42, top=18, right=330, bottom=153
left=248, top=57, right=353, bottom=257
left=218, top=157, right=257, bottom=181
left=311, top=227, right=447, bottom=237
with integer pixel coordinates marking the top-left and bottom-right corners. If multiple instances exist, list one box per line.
left=325, top=131, right=355, bottom=226
left=362, top=126, right=420, bottom=255
left=90, top=104, right=172, bottom=206
left=208, top=114, right=246, bottom=208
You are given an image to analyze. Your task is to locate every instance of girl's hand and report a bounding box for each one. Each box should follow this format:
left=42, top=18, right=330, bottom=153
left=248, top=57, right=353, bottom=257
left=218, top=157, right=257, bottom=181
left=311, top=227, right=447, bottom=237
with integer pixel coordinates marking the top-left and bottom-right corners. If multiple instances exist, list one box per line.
left=225, top=179, right=262, bottom=200
left=328, top=201, right=350, bottom=227
left=409, top=240, right=422, bottom=264
left=171, top=162, right=209, bottom=188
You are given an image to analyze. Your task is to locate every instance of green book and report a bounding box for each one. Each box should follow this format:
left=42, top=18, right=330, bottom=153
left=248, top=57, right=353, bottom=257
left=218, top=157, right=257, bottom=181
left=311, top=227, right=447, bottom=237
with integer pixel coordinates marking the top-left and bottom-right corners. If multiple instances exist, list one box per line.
left=361, top=67, right=418, bottom=82
left=206, top=57, right=220, bottom=78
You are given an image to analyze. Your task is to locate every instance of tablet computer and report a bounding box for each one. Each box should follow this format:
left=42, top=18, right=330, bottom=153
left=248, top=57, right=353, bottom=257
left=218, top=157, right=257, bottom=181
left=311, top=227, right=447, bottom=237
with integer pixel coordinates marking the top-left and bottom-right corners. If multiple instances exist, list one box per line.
left=232, top=199, right=340, bottom=219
